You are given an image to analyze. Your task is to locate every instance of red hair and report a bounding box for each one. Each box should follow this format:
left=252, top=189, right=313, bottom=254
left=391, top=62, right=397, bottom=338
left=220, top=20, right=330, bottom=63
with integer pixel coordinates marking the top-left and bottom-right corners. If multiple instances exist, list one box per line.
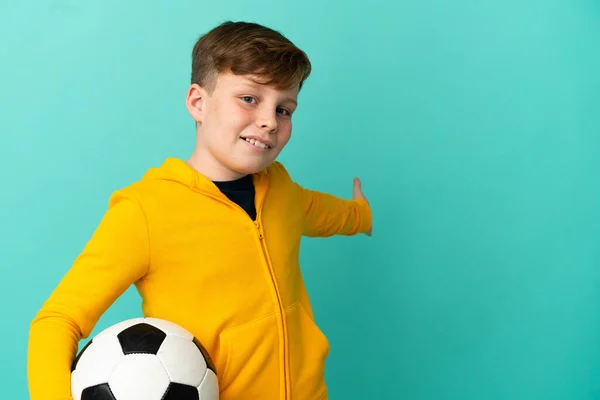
left=191, top=21, right=312, bottom=92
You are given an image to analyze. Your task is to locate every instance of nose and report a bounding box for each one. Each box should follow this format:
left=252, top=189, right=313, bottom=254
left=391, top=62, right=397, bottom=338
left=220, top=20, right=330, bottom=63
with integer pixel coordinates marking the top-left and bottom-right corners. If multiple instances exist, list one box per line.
left=256, top=108, right=278, bottom=133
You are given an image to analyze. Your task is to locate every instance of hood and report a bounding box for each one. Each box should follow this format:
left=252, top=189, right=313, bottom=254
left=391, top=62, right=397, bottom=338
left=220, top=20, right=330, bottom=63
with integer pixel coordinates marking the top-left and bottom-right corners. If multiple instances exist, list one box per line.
left=142, top=157, right=269, bottom=191
left=142, top=157, right=209, bottom=188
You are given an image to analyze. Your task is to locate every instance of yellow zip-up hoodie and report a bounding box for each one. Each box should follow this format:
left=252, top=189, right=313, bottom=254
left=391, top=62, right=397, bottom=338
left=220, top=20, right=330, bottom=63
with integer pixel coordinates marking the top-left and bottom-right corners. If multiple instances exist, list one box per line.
left=27, top=157, right=372, bottom=400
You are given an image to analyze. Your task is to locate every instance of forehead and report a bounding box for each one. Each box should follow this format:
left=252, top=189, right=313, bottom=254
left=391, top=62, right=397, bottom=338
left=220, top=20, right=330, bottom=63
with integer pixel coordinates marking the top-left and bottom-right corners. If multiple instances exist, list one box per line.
left=216, top=72, right=299, bottom=99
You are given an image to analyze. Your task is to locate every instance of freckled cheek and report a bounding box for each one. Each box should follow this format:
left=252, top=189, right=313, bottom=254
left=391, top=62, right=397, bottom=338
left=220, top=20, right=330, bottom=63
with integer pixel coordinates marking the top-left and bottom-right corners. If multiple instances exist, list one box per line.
left=278, top=129, right=292, bottom=147
left=227, top=107, right=253, bottom=128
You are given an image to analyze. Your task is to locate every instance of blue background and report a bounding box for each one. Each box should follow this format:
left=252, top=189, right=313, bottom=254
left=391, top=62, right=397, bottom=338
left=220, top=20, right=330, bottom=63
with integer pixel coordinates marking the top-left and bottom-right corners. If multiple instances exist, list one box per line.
left=1, top=0, right=599, bottom=398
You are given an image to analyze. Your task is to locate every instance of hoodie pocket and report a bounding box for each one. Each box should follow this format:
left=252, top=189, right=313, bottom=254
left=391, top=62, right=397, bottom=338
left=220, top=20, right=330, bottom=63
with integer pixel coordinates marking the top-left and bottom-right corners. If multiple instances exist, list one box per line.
left=286, top=302, right=330, bottom=399
left=217, top=312, right=282, bottom=399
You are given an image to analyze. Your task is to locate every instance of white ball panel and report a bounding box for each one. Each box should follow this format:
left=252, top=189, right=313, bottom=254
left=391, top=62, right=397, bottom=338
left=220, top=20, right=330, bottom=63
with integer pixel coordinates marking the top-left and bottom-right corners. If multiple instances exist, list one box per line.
left=70, top=371, right=83, bottom=400
left=157, top=335, right=207, bottom=386
left=145, top=317, right=193, bottom=340
left=95, top=317, right=146, bottom=339
left=198, top=369, right=219, bottom=400
left=74, top=335, right=124, bottom=388
left=109, top=354, right=170, bottom=400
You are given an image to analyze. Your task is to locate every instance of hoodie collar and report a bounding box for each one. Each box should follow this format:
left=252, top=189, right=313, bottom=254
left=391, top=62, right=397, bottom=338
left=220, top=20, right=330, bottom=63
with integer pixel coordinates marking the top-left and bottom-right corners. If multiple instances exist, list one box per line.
left=147, top=157, right=269, bottom=191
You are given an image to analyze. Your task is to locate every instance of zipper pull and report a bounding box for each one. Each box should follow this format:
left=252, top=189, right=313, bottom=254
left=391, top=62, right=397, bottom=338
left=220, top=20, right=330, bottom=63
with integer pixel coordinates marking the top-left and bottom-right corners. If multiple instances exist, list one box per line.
left=254, top=221, right=264, bottom=239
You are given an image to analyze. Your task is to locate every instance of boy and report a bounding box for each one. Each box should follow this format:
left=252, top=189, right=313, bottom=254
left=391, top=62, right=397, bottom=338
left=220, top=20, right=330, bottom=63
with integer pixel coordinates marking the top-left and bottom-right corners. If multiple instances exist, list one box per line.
left=27, top=21, right=372, bottom=400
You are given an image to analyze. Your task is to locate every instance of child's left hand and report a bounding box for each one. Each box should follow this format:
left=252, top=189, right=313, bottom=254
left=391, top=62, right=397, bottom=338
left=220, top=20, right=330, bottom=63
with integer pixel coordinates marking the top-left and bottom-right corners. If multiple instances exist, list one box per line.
left=353, top=177, right=372, bottom=236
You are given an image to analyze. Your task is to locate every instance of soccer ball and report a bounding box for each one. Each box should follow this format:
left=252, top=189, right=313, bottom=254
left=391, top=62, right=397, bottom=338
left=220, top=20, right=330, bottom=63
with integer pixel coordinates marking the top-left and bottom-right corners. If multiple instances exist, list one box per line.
left=70, top=317, right=219, bottom=400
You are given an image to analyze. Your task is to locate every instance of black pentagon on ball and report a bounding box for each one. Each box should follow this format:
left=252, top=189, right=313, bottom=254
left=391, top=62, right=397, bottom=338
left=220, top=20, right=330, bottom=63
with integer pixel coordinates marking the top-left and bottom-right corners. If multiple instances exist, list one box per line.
left=117, top=323, right=167, bottom=355
left=162, top=382, right=199, bottom=400
left=80, top=383, right=117, bottom=400
left=193, top=337, right=217, bottom=375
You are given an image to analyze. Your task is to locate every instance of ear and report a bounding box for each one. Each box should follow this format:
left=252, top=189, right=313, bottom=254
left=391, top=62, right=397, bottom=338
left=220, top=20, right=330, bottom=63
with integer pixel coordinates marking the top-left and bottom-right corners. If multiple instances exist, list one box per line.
left=186, top=83, right=206, bottom=123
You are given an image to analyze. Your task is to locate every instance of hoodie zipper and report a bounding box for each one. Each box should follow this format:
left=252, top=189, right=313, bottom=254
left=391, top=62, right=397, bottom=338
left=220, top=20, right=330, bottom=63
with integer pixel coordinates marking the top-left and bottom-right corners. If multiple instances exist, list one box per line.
left=189, top=185, right=290, bottom=400
left=254, top=217, right=290, bottom=400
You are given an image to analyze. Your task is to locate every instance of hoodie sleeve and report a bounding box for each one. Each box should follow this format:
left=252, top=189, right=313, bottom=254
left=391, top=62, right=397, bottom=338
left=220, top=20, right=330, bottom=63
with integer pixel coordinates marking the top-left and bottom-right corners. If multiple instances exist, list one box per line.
left=298, top=185, right=372, bottom=238
left=27, top=189, right=150, bottom=400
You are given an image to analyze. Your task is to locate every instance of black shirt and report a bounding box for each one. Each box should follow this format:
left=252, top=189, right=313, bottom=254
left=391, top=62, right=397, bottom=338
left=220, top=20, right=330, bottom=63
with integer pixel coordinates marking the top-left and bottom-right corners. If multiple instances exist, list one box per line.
left=213, top=174, right=257, bottom=221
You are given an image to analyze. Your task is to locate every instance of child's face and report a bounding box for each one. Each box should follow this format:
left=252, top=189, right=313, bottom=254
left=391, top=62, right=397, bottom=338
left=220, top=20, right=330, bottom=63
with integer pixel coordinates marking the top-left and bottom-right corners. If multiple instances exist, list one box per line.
left=187, top=71, right=299, bottom=180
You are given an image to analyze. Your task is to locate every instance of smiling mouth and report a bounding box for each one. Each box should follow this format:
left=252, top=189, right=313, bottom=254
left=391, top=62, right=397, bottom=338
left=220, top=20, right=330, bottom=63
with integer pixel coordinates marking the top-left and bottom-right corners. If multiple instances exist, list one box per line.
left=241, top=137, right=272, bottom=149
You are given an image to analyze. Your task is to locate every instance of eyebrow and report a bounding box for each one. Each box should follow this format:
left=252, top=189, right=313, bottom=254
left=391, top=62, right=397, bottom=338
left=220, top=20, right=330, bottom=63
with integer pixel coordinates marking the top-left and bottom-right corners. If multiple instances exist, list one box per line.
left=236, top=82, right=298, bottom=107
left=283, top=98, right=298, bottom=107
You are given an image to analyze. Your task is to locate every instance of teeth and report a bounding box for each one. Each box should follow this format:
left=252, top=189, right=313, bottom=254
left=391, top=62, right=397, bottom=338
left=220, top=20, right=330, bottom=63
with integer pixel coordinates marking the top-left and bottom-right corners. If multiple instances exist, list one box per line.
left=244, top=137, right=270, bottom=149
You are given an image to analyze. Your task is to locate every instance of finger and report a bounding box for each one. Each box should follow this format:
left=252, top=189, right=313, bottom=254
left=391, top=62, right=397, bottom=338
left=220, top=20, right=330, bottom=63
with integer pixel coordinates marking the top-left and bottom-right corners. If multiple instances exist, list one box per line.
left=353, top=177, right=363, bottom=199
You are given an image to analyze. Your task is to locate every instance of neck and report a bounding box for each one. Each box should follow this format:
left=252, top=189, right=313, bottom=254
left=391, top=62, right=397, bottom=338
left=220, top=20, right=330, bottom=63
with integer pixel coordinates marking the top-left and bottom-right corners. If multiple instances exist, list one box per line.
left=186, top=147, right=246, bottom=182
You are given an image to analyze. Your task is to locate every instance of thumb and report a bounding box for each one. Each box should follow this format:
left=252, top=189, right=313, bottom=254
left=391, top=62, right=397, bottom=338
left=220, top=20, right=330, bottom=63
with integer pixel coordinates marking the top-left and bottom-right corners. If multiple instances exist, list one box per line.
left=353, top=177, right=362, bottom=198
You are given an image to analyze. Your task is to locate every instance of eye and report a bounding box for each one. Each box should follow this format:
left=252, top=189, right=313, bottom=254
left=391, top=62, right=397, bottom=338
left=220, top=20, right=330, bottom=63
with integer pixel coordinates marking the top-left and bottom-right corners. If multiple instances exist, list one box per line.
left=276, top=107, right=291, bottom=116
left=241, top=96, right=256, bottom=104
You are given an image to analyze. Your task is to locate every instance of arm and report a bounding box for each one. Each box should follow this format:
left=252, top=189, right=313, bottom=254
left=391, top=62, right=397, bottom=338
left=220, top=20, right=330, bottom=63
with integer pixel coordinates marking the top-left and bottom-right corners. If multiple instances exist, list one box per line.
left=299, top=177, right=372, bottom=238
left=27, top=190, right=150, bottom=400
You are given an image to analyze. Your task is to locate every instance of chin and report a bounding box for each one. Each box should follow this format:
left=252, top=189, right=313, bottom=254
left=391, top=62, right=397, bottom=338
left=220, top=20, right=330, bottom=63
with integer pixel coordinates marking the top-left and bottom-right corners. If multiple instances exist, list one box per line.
left=234, top=160, right=273, bottom=175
